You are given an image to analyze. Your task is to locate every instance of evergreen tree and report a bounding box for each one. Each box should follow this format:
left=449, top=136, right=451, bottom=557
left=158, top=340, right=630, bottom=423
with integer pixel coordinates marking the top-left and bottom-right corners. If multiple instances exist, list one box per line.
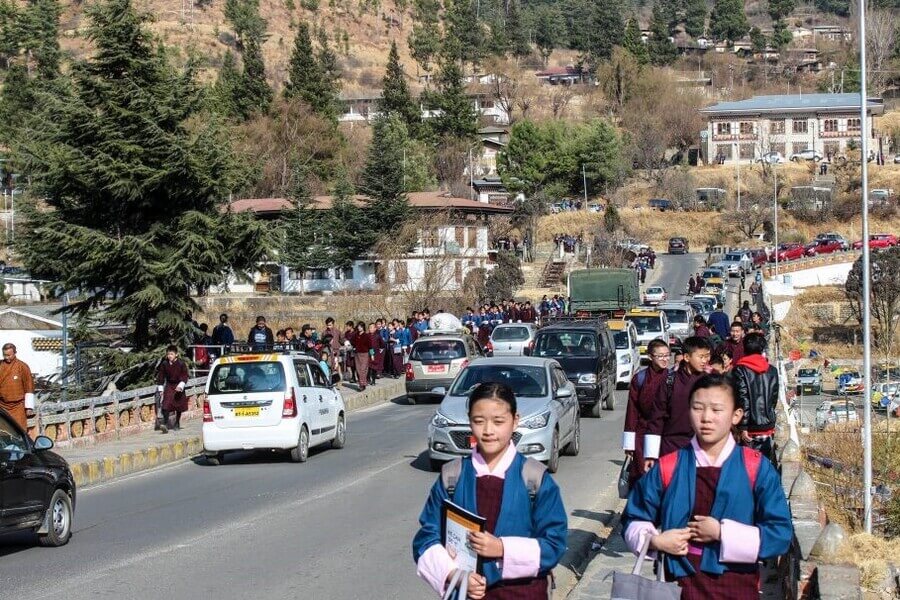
left=18, top=0, right=61, bottom=78
left=709, top=0, right=749, bottom=42
left=317, top=28, right=341, bottom=94
left=444, top=0, right=485, bottom=69
left=749, top=26, right=766, bottom=53
left=534, top=5, right=564, bottom=66
left=771, top=19, right=791, bottom=48
left=623, top=17, right=649, bottom=65
left=284, top=22, right=336, bottom=121
left=684, top=0, right=707, bottom=38
left=224, top=0, right=266, bottom=48
left=767, top=0, right=795, bottom=21
left=408, top=0, right=441, bottom=75
left=506, top=0, right=531, bottom=59
left=585, top=0, right=624, bottom=68
left=377, top=40, right=421, bottom=137
left=427, top=55, right=477, bottom=141
left=14, top=0, right=267, bottom=350
left=0, top=64, right=35, bottom=144
left=239, top=37, right=272, bottom=116
left=212, top=49, right=243, bottom=117
left=647, top=2, right=677, bottom=66
left=361, top=114, right=411, bottom=239
left=562, top=0, right=592, bottom=52
left=276, top=162, right=331, bottom=292
left=0, top=0, right=19, bottom=63
left=323, top=168, right=373, bottom=267
left=221, top=0, right=272, bottom=119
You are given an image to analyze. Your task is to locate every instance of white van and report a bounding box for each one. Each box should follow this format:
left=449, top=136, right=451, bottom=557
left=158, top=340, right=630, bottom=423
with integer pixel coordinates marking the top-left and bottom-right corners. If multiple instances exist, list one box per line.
left=202, top=352, right=346, bottom=465
left=607, top=319, right=639, bottom=388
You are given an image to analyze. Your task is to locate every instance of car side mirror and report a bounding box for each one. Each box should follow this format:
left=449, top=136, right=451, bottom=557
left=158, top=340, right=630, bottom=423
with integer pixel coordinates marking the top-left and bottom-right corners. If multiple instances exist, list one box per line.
left=432, top=386, right=447, bottom=396
left=555, top=386, right=574, bottom=399
left=33, top=435, right=54, bottom=452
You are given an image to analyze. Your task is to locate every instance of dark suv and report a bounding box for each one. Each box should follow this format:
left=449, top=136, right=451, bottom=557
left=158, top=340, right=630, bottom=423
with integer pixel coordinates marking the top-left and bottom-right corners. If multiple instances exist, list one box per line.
left=531, top=321, right=616, bottom=417
left=668, top=237, right=689, bottom=254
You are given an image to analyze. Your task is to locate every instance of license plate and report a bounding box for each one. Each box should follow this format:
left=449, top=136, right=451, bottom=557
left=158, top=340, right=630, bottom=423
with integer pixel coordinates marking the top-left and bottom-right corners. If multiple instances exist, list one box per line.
left=427, top=365, right=447, bottom=373
left=234, top=407, right=260, bottom=417
left=639, top=346, right=648, bottom=354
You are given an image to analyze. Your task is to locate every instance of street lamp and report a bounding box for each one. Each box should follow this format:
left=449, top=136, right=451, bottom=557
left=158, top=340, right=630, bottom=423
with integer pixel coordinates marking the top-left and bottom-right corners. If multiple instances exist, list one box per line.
left=773, top=165, right=779, bottom=278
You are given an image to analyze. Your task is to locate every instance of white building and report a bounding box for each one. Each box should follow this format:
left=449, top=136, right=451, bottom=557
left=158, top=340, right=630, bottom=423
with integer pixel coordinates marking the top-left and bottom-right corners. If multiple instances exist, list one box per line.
left=700, top=93, right=885, bottom=164
left=228, top=192, right=513, bottom=294
left=0, top=306, right=64, bottom=379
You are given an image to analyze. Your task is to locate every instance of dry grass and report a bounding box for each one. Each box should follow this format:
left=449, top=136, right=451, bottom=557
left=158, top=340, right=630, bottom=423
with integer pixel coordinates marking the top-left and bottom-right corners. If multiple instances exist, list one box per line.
left=832, top=534, right=900, bottom=592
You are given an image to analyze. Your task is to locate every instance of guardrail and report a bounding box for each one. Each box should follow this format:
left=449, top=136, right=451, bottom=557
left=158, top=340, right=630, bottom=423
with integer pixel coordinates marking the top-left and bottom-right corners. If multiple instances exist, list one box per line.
left=26, top=377, right=206, bottom=446
left=762, top=249, right=860, bottom=278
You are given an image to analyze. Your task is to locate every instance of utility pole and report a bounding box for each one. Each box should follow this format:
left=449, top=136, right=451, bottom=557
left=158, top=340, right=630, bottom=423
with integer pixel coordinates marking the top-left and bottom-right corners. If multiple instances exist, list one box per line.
left=774, top=166, right=779, bottom=278
left=61, top=292, right=68, bottom=403
left=582, top=164, right=588, bottom=208
left=858, top=0, right=874, bottom=534
left=734, top=142, right=741, bottom=210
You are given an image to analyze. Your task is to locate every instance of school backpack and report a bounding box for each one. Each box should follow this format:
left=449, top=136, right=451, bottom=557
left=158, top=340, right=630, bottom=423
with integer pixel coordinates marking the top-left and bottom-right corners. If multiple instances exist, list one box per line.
left=658, top=446, right=762, bottom=491
left=634, top=367, right=676, bottom=397
left=441, top=457, right=547, bottom=502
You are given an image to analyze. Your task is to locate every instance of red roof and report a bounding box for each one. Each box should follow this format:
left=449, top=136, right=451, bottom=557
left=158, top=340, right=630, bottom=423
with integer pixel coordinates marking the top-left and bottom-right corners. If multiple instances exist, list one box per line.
left=230, top=192, right=513, bottom=215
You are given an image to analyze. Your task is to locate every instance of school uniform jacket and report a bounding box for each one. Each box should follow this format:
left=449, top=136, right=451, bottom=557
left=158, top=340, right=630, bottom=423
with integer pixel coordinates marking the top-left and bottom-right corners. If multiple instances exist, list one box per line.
left=412, top=445, right=568, bottom=596
left=621, top=436, right=792, bottom=580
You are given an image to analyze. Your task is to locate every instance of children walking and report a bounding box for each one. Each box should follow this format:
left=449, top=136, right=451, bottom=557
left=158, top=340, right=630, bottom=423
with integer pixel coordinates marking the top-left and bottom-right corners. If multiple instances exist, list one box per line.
left=622, top=374, right=792, bottom=599
left=412, top=383, right=568, bottom=599
left=623, top=339, right=671, bottom=487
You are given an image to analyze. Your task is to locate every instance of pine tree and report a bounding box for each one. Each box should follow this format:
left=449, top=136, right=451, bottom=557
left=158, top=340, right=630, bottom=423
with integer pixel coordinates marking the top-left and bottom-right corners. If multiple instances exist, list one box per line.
left=767, top=0, right=795, bottom=21
left=213, top=49, right=243, bottom=117
left=623, top=17, right=649, bottom=65
left=647, top=2, right=677, bottom=65
left=224, top=0, right=266, bottom=48
left=506, top=0, right=531, bottom=59
left=14, top=0, right=267, bottom=351
left=276, top=162, right=331, bottom=292
left=18, top=0, right=61, bottom=78
left=771, top=19, right=791, bottom=48
left=534, top=5, right=564, bottom=66
left=284, top=22, right=337, bottom=121
left=444, top=0, right=485, bottom=69
left=709, top=0, right=749, bottom=42
left=221, top=0, right=272, bottom=119
left=749, top=26, right=766, bottom=52
left=0, top=64, right=36, bottom=144
left=361, top=114, right=411, bottom=239
left=239, top=37, right=272, bottom=116
left=585, top=0, right=624, bottom=68
left=0, top=0, right=19, bottom=63
left=684, top=0, right=707, bottom=38
left=323, top=169, right=372, bottom=268
left=408, top=0, right=441, bottom=75
left=427, top=55, right=478, bottom=141
left=378, top=40, right=421, bottom=138
left=316, top=28, right=341, bottom=94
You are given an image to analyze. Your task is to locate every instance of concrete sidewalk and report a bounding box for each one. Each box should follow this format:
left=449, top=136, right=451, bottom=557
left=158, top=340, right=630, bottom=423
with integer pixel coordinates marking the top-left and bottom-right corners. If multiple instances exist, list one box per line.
left=58, top=378, right=407, bottom=487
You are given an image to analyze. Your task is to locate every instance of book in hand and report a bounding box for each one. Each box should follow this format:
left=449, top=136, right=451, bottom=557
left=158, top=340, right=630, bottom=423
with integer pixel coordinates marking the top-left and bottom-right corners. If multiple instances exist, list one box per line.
left=441, top=499, right=487, bottom=575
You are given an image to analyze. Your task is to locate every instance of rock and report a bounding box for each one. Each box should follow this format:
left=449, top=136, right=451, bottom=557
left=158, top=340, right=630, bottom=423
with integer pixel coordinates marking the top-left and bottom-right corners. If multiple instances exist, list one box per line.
left=790, top=470, right=817, bottom=500
left=876, top=563, right=900, bottom=596
left=809, top=523, right=846, bottom=560
left=781, top=439, right=801, bottom=463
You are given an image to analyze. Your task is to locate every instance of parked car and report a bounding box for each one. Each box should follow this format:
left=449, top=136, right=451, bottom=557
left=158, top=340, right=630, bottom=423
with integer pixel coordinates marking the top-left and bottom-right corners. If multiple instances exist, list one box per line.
left=712, top=251, right=753, bottom=277
left=815, top=400, right=858, bottom=430
left=642, top=286, right=667, bottom=305
left=202, top=352, right=347, bottom=464
left=871, top=383, right=900, bottom=411
left=657, top=302, right=695, bottom=340
left=747, top=248, right=768, bottom=268
left=757, top=151, right=785, bottom=164
left=815, top=232, right=850, bottom=250
left=532, top=321, right=617, bottom=416
left=852, top=234, right=898, bottom=250
left=607, top=319, right=640, bottom=389
left=426, top=357, right=581, bottom=472
left=487, top=323, right=537, bottom=357
left=795, top=367, right=822, bottom=395
left=894, top=154, right=900, bottom=164
left=623, top=308, right=671, bottom=364
left=769, top=243, right=806, bottom=262
left=649, top=198, right=673, bottom=211
left=837, top=370, right=864, bottom=395
left=0, top=408, right=76, bottom=546
left=405, top=332, right=483, bottom=404
left=790, top=149, right=824, bottom=162
left=805, top=238, right=845, bottom=256
left=668, top=237, right=689, bottom=254
left=687, top=298, right=712, bottom=320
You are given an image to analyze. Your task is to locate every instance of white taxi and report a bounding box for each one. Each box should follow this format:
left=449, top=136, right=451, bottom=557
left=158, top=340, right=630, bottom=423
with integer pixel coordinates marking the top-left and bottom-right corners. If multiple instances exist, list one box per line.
left=202, top=352, right=346, bottom=464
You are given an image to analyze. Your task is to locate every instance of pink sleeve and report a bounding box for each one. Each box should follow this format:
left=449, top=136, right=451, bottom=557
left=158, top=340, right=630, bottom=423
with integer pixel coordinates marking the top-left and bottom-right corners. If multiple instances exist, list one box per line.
left=623, top=521, right=659, bottom=557
left=719, top=519, right=760, bottom=563
left=499, top=536, right=540, bottom=579
left=416, top=544, right=456, bottom=596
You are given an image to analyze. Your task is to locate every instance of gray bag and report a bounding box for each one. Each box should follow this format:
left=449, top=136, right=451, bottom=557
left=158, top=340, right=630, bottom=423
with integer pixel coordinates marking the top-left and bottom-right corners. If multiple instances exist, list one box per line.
left=618, top=455, right=632, bottom=499
left=610, top=536, right=681, bottom=600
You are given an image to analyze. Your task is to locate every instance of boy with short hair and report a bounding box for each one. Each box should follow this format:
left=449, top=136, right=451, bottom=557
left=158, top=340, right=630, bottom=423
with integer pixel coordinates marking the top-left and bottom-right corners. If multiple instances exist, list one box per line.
left=733, top=333, right=779, bottom=463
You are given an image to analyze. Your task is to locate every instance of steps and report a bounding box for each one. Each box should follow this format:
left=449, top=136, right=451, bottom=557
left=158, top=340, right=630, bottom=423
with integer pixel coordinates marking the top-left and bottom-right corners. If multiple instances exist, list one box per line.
left=539, top=259, right=567, bottom=287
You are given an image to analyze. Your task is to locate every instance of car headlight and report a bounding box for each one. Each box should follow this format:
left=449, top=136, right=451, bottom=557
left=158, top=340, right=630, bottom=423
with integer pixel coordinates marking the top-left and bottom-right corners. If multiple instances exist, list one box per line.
left=619, top=354, right=632, bottom=365
left=578, top=373, right=597, bottom=384
left=520, top=411, right=551, bottom=429
left=431, top=412, right=453, bottom=428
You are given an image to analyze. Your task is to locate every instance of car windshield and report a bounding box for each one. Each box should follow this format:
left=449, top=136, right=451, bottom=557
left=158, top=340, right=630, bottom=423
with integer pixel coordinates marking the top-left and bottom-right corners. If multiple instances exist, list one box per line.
left=661, top=309, right=688, bottom=324
left=613, top=331, right=629, bottom=349
left=646, top=287, right=663, bottom=294
left=410, top=340, right=466, bottom=361
left=798, top=369, right=818, bottom=377
left=534, top=331, right=598, bottom=357
left=492, top=326, right=530, bottom=342
left=701, top=270, right=721, bottom=279
left=724, top=253, right=744, bottom=261
left=449, top=365, right=548, bottom=397
left=209, top=362, right=286, bottom=394
left=624, top=316, right=662, bottom=334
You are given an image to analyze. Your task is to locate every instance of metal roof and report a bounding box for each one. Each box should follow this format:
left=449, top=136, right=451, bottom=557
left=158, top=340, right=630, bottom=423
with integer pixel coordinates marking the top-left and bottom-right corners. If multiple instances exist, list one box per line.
left=701, top=93, right=884, bottom=115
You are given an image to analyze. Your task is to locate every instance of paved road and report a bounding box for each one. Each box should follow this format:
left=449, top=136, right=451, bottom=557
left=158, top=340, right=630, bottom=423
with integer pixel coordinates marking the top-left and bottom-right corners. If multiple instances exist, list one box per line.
left=0, top=254, right=704, bottom=600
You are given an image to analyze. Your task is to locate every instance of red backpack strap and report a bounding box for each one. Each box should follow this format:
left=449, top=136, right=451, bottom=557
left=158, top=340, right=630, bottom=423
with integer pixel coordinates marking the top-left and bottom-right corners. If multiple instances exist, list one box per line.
left=741, top=446, right=762, bottom=489
left=659, top=452, right=679, bottom=490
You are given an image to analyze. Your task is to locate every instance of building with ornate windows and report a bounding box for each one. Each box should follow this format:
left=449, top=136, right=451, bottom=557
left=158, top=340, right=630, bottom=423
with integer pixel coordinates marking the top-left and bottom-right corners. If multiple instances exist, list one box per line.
left=700, top=93, right=884, bottom=164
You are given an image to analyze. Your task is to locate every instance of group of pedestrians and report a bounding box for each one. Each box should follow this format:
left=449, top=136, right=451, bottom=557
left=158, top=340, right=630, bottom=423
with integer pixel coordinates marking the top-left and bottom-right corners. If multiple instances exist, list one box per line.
left=632, top=249, right=656, bottom=284
left=553, top=233, right=582, bottom=254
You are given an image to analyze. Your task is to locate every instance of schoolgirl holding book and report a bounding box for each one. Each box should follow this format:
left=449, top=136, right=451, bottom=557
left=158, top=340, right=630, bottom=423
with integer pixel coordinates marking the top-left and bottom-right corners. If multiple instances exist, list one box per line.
left=412, top=382, right=568, bottom=599
left=622, top=373, right=792, bottom=599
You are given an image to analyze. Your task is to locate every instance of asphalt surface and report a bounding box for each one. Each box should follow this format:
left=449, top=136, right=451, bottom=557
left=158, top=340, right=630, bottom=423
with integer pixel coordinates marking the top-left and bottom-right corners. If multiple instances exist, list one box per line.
left=0, top=253, right=706, bottom=600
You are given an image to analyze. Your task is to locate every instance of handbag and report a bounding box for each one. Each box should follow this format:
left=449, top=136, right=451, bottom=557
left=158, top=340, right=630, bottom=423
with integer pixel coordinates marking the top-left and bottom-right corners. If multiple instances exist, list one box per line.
left=618, top=455, right=632, bottom=500
left=610, top=536, right=681, bottom=600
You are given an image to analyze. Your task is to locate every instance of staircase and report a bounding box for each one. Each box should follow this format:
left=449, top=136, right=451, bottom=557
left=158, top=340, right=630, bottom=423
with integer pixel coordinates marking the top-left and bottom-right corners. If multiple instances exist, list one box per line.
left=539, top=259, right=567, bottom=288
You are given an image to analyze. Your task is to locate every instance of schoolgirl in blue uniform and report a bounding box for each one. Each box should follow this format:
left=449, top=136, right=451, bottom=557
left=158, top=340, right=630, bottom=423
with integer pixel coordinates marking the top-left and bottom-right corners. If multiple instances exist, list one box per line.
left=622, top=373, right=792, bottom=599
left=413, top=383, right=568, bottom=599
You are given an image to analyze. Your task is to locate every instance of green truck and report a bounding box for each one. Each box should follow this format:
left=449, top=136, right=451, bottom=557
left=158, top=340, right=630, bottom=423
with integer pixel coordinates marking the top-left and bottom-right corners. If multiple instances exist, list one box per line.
left=567, top=268, right=640, bottom=317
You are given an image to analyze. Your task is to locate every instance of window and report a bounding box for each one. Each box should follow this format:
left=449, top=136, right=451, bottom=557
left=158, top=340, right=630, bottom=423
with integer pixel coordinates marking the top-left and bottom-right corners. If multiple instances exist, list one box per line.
left=770, top=119, right=785, bottom=134
left=847, top=118, right=861, bottom=131
left=716, top=122, right=731, bottom=135
left=421, top=228, right=439, bottom=248
left=455, top=227, right=464, bottom=246
left=823, top=119, right=838, bottom=132
left=309, top=363, right=330, bottom=387
left=793, top=119, right=808, bottom=134
left=771, top=143, right=786, bottom=155
left=739, top=121, right=755, bottom=135
left=449, top=364, right=548, bottom=397
left=393, top=261, right=408, bottom=284
left=716, top=144, right=733, bottom=159
left=467, top=227, right=478, bottom=249
left=0, top=412, right=28, bottom=454
left=209, top=362, right=287, bottom=394
left=304, top=268, right=329, bottom=280
left=288, top=269, right=304, bottom=280
left=294, top=362, right=313, bottom=387
left=339, top=266, right=354, bottom=280
left=454, top=261, right=462, bottom=284
left=739, top=143, right=755, bottom=159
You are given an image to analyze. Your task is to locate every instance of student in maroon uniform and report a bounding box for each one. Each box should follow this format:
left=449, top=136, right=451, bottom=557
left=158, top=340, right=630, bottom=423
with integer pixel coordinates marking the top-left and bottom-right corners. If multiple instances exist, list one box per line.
left=352, top=321, right=372, bottom=390
left=723, top=322, right=746, bottom=363
left=623, top=339, right=671, bottom=486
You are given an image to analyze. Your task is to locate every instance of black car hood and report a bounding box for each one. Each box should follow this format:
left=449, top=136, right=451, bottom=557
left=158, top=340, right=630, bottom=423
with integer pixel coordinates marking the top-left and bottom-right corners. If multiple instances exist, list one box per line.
left=37, top=449, right=70, bottom=470
left=552, top=356, right=599, bottom=377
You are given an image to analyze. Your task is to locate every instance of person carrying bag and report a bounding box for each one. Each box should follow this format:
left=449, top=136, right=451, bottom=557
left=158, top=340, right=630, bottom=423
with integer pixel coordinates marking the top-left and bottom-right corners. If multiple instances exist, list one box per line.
left=610, top=536, right=680, bottom=600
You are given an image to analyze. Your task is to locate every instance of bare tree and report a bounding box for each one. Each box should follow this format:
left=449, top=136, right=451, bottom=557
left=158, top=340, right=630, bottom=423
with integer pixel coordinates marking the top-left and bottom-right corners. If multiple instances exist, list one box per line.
left=849, top=1, right=896, bottom=97
left=722, top=203, right=773, bottom=238
left=846, top=248, right=900, bottom=355
left=549, top=86, right=574, bottom=119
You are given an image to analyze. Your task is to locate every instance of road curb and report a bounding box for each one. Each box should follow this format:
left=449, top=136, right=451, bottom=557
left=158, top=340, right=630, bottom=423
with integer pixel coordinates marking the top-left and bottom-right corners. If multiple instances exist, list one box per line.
left=553, top=479, right=625, bottom=598
left=70, top=380, right=406, bottom=488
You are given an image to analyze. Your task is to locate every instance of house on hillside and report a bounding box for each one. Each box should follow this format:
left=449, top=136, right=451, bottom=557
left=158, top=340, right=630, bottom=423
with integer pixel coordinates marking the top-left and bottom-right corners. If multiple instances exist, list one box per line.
left=700, top=93, right=885, bottom=165
left=534, top=66, right=591, bottom=86
left=228, top=192, right=513, bottom=293
left=0, top=306, right=64, bottom=379
left=811, top=25, right=851, bottom=42
left=337, top=91, right=509, bottom=125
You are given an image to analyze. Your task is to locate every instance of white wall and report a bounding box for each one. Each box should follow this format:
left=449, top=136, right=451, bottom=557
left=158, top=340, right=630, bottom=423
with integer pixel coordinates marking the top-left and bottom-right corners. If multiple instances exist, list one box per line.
left=0, top=330, right=63, bottom=379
